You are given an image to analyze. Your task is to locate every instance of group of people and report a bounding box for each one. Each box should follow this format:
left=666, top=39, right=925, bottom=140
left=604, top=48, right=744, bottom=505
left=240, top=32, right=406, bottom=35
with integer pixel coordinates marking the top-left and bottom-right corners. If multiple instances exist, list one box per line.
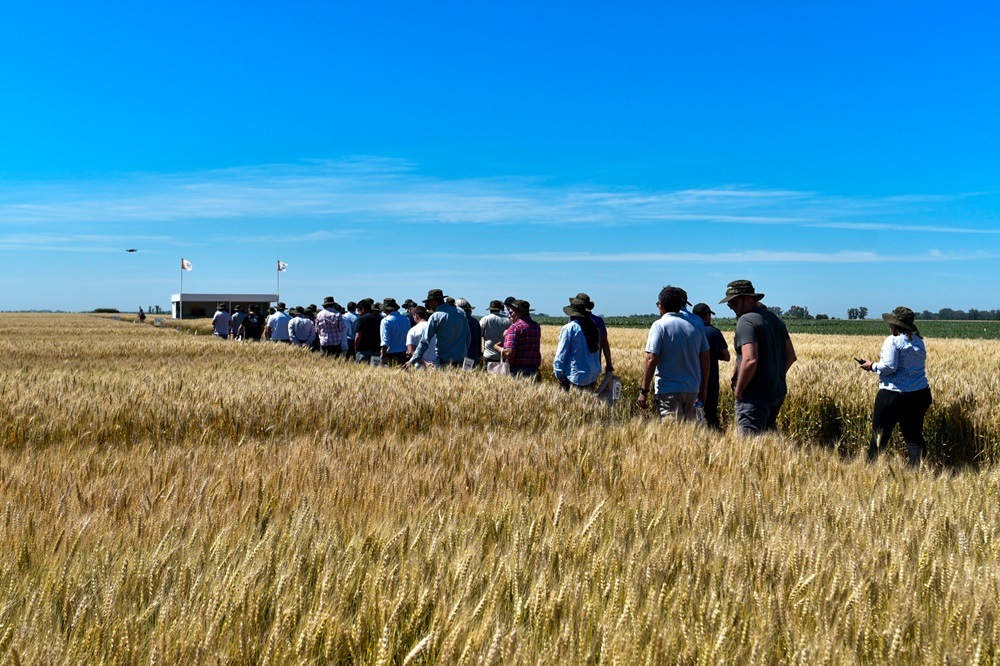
left=206, top=278, right=932, bottom=465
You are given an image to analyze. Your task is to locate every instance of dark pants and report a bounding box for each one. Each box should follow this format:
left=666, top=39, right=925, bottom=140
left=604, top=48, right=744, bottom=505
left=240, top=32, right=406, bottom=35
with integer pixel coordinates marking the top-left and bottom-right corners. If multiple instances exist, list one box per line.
left=321, top=345, right=341, bottom=358
left=345, top=339, right=356, bottom=358
left=735, top=395, right=785, bottom=435
left=704, top=386, right=721, bottom=429
left=510, top=365, right=540, bottom=381
left=868, top=387, right=932, bottom=465
left=382, top=351, right=407, bottom=366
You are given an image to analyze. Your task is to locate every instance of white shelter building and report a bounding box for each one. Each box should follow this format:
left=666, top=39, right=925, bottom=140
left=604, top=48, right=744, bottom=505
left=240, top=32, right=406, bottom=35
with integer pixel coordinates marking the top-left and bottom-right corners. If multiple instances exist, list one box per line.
left=170, top=293, right=278, bottom=319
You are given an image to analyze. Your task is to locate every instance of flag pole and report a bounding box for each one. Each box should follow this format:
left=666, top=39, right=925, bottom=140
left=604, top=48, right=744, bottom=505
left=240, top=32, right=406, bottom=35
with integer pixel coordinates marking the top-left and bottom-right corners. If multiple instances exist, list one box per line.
left=180, top=260, right=184, bottom=320
left=276, top=264, right=280, bottom=302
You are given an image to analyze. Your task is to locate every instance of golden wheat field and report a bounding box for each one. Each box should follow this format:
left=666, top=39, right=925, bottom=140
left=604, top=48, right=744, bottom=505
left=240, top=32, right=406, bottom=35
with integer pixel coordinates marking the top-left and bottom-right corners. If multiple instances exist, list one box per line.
left=2, top=313, right=999, bottom=664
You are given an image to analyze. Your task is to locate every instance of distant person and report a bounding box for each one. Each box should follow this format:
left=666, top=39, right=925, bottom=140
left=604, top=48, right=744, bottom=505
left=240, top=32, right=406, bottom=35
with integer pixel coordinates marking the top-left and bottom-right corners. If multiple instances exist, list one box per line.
left=315, top=296, right=346, bottom=357
left=138, top=307, right=146, bottom=323
left=404, top=289, right=470, bottom=369
left=456, top=298, right=482, bottom=366
left=720, top=279, right=797, bottom=434
left=480, top=300, right=511, bottom=372
left=288, top=307, right=315, bottom=347
left=575, top=292, right=614, bottom=375
left=240, top=305, right=265, bottom=341
left=379, top=298, right=410, bottom=365
left=402, top=299, right=418, bottom=327
left=693, top=303, right=731, bottom=429
left=212, top=303, right=232, bottom=339
left=406, top=306, right=437, bottom=368
left=499, top=299, right=542, bottom=379
left=342, top=301, right=359, bottom=358
left=637, top=286, right=709, bottom=421
left=230, top=305, right=247, bottom=341
left=859, top=307, right=932, bottom=466
left=266, top=302, right=292, bottom=343
left=354, top=299, right=382, bottom=363
left=553, top=298, right=602, bottom=390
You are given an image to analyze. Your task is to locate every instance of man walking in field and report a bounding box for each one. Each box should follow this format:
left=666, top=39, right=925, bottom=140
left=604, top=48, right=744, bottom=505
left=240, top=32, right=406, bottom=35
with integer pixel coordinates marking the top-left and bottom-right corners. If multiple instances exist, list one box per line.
left=693, top=303, right=731, bottom=429
left=637, top=286, right=709, bottom=421
left=266, top=302, right=292, bottom=343
left=212, top=303, right=232, bottom=339
left=720, top=279, right=797, bottom=435
left=315, top=296, right=346, bottom=357
left=404, top=289, right=470, bottom=369
left=499, top=299, right=542, bottom=379
left=480, top=300, right=510, bottom=373
left=379, top=298, right=410, bottom=365
left=239, top=304, right=265, bottom=341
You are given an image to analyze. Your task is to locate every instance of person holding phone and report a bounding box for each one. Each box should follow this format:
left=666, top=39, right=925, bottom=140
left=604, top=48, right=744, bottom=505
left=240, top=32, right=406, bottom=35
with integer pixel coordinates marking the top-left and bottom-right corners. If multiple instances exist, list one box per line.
left=858, top=306, right=931, bottom=466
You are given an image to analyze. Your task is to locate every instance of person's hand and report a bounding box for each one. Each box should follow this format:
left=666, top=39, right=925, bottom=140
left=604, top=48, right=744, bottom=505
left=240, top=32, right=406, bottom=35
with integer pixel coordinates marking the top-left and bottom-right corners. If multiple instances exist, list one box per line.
left=860, top=359, right=874, bottom=372
left=606, top=363, right=614, bottom=373
left=401, top=361, right=411, bottom=372
left=637, top=392, right=649, bottom=409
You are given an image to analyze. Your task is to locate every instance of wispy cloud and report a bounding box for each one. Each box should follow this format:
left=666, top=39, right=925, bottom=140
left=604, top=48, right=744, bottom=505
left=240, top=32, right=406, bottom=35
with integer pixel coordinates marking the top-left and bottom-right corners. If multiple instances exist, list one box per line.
left=0, top=158, right=995, bottom=234
left=478, top=249, right=999, bottom=264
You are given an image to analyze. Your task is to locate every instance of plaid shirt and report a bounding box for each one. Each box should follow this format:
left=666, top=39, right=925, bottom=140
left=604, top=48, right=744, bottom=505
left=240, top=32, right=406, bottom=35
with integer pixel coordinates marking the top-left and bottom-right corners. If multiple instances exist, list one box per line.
left=315, top=308, right=346, bottom=347
left=503, top=317, right=542, bottom=368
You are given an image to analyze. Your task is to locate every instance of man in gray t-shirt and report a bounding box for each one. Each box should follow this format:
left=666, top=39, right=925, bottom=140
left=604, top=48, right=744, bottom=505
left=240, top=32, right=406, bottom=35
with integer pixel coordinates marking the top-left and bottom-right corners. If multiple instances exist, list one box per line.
left=720, top=279, right=797, bottom=435
left=480, top=299, right=511, bottom=366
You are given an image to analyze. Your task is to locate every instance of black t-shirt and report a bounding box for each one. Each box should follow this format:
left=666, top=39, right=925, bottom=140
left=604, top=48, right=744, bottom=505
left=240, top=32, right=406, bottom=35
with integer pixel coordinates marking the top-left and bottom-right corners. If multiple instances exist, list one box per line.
left=243, top=313, right=264, bottom=337
left=356, top=313, right=382, bottom=352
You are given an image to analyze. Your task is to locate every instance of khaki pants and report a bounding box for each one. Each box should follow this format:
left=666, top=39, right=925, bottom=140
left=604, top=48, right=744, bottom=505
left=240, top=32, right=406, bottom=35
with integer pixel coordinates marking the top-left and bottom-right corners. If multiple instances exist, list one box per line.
left=656, top=393, right=698, bottom=422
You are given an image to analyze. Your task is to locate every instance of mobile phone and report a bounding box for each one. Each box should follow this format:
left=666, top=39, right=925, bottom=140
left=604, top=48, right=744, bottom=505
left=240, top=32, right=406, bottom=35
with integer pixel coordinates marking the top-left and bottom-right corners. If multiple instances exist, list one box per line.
left=854, top=357, right=864, bottom=365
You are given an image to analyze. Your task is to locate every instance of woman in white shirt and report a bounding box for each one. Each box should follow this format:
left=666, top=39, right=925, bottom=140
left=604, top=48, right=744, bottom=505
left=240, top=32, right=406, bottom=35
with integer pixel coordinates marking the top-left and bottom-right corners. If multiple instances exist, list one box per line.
left=859, top=306, right=931, bottom=466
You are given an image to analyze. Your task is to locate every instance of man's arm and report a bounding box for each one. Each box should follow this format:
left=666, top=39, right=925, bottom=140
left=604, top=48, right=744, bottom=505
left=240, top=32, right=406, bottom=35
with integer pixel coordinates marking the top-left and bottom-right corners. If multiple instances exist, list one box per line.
left=636, top=352, right=658, bottom=409
left=734, top=341, right=758, bottom=401
left=784, top=338, right=797, bottom=372
left=719, top=347, right=731, bottom=363
left=601, top=335, right=614, bottom=373
left=698, top=350, right=710, bottom=404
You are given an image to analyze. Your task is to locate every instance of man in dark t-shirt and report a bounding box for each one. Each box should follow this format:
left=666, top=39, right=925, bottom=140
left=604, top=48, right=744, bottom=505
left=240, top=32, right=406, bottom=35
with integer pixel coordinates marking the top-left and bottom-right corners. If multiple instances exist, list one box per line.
left=354, top=299, right=382, bottom=363
left=720, top=280, right=797, bottom=435
left=240, top=305, right=265, bottom=341
left=693, top=303, right=731, bottom=429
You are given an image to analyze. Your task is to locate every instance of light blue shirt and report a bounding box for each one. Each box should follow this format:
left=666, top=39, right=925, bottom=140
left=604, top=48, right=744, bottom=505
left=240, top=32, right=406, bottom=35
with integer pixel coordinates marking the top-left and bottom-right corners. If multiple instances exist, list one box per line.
left=873, top=334, right=929, bottom=393
left=380, top=311, right=410, bottom=353
left=553, top=320, right=602, bottom=386
left=411, top=303, right=470, bottom=364
left=645, top=312, right=708, bottom=394
left=341, top=311, right=358, bottom=350
left=266, top=310, right=291, bottom=341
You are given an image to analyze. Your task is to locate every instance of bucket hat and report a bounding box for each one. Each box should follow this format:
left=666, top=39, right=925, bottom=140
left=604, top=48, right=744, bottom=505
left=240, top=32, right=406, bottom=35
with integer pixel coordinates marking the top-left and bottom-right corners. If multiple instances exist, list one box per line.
left=882, top=306, right=919, bottom=334
left=719, top=280, right=764, bottom=304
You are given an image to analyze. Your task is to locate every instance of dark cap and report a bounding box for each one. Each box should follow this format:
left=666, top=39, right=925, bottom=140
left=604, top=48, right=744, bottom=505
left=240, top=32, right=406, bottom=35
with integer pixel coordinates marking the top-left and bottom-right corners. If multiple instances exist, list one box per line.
left=487, top=299, right=504, bottom=312
left=575, top=292, right=595, bottom=311
left=563, top=298, right=590, bottom=318
left=693, top=303, right=715, bottom=317
left=322, top=296, right=336, bottom=308
left=381, top=297, right=400, bottom=311
left=276, top=302, right=286, bottom=310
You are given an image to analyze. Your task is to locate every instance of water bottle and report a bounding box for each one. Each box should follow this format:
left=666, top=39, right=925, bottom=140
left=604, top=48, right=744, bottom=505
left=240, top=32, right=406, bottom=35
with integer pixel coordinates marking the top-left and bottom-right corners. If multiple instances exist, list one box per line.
left=695, top=401, right=705, bottom=424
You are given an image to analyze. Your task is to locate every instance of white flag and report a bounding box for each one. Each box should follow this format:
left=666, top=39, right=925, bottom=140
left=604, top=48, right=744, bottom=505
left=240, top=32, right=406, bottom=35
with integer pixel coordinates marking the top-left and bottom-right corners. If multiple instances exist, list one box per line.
left=181, top=258, right=193, bottom=271
left=277, top=260, right=288, bottom=272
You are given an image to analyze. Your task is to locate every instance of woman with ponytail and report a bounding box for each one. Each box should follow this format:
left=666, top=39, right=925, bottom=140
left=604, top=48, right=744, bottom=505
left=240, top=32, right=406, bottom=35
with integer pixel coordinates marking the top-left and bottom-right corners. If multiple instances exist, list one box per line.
left=553, top=298, right=603, bottom=391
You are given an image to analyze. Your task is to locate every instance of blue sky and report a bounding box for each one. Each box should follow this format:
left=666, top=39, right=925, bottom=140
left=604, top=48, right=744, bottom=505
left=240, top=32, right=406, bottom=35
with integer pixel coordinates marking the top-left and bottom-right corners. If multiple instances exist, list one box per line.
left=2, top=2, right=999, bottom=316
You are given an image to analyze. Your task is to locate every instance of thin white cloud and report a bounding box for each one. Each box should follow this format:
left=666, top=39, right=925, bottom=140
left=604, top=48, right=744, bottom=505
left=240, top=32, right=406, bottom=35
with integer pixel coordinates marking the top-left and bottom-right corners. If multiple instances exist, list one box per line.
left=478, top=249, right=999, bottom=264
left=0, top=158, right=995, bottom=234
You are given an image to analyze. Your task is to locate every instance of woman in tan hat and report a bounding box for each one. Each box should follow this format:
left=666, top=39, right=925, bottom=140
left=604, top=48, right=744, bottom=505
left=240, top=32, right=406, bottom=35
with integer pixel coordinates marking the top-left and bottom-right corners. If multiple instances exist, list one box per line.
left=859, top=306, right=932, bottom=466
